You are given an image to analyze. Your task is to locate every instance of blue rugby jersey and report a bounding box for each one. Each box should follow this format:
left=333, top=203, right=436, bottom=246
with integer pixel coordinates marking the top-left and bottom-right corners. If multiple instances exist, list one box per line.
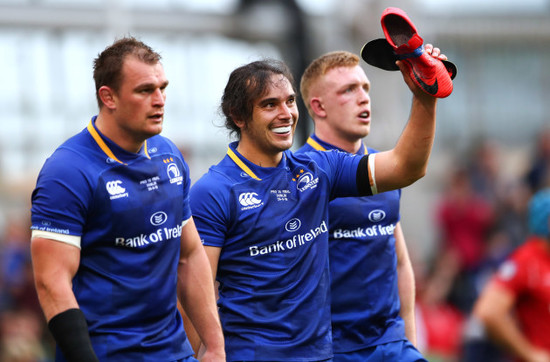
left=297, top=134, right=406, bottom=353
left=190, top=141, right=363, bottom=361
left=30, top=117, right=195, bottom=361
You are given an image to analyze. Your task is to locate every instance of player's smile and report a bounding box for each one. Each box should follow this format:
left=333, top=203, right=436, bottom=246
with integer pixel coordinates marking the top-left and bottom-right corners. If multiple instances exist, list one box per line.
left=236, top=74, right=299, bottom=167
left=271, top=124, right=292, bottom=134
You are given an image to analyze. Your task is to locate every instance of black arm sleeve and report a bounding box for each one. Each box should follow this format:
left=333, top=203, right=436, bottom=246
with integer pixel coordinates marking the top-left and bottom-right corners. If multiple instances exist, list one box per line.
left=356, top=154, right=373, bottom=196
left=48, top=308, right=99, bottom=362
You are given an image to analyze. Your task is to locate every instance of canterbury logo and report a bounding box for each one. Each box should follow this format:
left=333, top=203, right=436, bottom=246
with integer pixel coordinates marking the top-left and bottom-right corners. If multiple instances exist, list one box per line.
left=238, top=192, right=262, bottom=207
left=106, top=180, right=126, bottom=196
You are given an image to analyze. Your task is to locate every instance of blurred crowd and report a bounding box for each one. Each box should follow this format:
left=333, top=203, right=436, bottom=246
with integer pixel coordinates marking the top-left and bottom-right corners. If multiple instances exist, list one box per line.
left=415, top=127, right=550, bottom=362
left=0, top=127, right=549, bottom=362
left=0, top=213, right=53, bottom=361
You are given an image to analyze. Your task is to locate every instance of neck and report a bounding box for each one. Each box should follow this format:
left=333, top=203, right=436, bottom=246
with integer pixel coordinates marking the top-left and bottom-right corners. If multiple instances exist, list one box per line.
left=95, top=113, right=143, bottom=154
left=315, top=129, right=363, bottom=154
left=236, top=141, right=283, bottom=168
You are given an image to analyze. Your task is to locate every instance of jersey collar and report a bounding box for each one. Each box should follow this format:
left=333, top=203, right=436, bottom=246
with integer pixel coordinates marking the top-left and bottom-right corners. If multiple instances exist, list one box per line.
left=226, top=141, right=289, bottom=181
left=227, top=146, right=262, bottom=181
left=307, top=134, right=368, bottom=156
left=87, top=117, right=150, bottom=165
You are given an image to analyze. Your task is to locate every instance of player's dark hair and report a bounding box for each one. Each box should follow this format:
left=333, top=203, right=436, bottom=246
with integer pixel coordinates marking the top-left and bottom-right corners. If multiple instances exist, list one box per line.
left=93, top=36, right=162, bottom=108
left=220, top=59, right=296, bottom=138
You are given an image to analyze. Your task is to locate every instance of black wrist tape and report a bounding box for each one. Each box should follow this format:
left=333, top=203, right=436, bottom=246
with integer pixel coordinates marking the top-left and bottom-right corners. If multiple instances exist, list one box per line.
left=48, top=308, right=99, bottom=362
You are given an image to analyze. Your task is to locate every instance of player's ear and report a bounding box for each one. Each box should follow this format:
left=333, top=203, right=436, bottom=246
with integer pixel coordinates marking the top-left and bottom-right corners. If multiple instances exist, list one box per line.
left=98, top=86, right=116, bottom=110
left=232, top=116, right=246, bottom=130
left=310, top=98, right=326, bottom=118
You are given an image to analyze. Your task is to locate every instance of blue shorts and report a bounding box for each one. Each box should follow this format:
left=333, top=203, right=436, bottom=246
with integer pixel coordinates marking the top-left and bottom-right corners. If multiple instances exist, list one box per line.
left=333, top=340, right=426, bottom=362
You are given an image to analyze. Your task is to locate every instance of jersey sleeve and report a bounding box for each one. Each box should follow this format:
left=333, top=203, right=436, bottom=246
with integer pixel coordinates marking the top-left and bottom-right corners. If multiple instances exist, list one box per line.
left=31, top=149, right=93, bottom=238
left=492, top=248, right=530, bottom=296
left=189, top=172, right=231, bottom=248
left=302, top=149, right=363, bottom=199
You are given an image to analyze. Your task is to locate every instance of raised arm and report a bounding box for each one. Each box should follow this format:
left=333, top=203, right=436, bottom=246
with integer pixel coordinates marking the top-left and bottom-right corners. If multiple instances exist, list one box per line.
left=177, top=217, right=225, bottom=361
left=373, top=45, right=444, bottom=193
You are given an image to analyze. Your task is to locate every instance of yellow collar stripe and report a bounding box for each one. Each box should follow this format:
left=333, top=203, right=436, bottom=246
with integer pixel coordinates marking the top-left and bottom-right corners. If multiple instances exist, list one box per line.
left=227, top=147, right=261, bottom=181
left=307, top=136, right=368, bottom=155
left=87, top=121, right=125, bottom=164
left=87, top=120, right=149, bottom=164
left=143, top=143, right=150, bottom=158
left=306, top=137, right=326, bottom=151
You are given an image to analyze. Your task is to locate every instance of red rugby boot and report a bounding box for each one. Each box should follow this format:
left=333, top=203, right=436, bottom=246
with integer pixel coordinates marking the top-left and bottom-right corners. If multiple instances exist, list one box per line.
left=381, top=7, right=454, bottom=98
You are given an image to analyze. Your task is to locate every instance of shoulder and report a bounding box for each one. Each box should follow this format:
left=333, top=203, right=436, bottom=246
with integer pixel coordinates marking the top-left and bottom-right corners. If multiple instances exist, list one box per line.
left=190, top=158, right=239, bottom=200
left=193, top=168, right=232, bottom=193
left=514, top=237, right=541, bottom=254
left=294, top=142, right=315, bottom=154
left=298, top=148, right=362, bottom=169
left=512, top=237, right=548, bottom=261
left=290, top=149, right=328, bottom=165
left=495, top=238, right=542, bottom=280
left=40, top=131, right=107, bottom=179
left=147, top=135, right=183, bottom=157
left=189, top=164, right=237, bottom=225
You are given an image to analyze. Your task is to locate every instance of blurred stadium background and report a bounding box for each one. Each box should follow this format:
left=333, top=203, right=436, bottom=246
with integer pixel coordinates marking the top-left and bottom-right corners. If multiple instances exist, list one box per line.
left=0, top=0, right=549, bottom=361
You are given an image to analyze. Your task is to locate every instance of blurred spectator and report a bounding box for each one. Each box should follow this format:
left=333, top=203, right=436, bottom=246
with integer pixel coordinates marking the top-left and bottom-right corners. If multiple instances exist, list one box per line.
left=0, top=215, right=40, bottom=313
left=468, top=138, right=503, bottom=204
left=415, top=252, right=465, bottom=362
left=461, top=229, right=515, bottom=362
left=492, top=180, right=531, bottom=249
left=0, top=308, right=49, bottom=362
left=473, top=187, right=550, bottom=362
left=430, top=137, right=535, bottom=362
left=524, top=127, right=550, bottom=194
left=0, top=213, right=52, bottom=361
left=466, top=138, right=529, bottom=247
left=435, top=166, right=495, bottom=278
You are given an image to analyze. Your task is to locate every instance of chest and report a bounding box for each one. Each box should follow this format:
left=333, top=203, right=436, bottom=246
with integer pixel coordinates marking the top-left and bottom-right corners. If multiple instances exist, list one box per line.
left=82, top=156, right=187, bottom=249
left=226, top=165, right=331, bottom=247
left=328, top=190, right=400, bottom=228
